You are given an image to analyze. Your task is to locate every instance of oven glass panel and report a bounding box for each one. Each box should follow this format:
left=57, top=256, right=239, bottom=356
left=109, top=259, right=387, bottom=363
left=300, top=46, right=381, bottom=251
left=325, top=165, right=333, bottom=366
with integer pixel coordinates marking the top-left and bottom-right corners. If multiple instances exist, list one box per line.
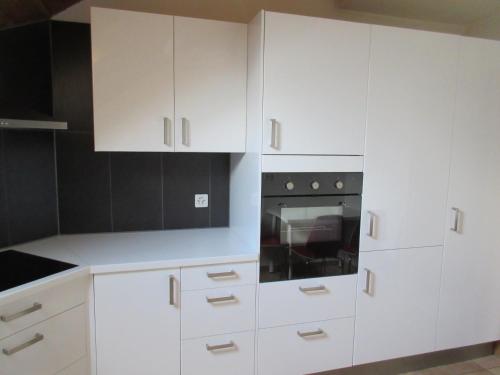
left=260, top=195, right=360, bottom=283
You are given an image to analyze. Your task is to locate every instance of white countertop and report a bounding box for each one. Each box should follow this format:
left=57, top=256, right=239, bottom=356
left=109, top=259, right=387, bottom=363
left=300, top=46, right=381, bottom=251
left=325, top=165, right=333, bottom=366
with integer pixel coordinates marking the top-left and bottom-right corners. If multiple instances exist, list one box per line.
left=0, top=228, right=258, bottom=303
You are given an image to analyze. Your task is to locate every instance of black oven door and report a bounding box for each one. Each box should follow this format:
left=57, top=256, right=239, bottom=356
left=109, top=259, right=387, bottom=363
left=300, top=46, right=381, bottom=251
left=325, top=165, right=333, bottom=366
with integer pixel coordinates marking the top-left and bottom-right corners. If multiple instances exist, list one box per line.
left=260, top=195, right=361, bottom=283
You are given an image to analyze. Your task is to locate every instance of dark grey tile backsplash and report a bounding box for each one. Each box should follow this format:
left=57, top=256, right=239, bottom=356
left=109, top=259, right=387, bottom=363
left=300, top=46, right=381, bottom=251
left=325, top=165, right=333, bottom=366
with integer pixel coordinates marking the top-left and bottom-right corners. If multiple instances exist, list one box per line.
left=0, top=20, right=230, bottom=246
left=0, top=130, right=59, bottom=246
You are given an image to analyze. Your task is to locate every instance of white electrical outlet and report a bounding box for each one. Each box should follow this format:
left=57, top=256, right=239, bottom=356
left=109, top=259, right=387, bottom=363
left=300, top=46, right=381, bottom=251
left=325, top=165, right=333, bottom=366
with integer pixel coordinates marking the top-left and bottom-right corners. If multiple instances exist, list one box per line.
left=194, top=194, right=208, bottom=208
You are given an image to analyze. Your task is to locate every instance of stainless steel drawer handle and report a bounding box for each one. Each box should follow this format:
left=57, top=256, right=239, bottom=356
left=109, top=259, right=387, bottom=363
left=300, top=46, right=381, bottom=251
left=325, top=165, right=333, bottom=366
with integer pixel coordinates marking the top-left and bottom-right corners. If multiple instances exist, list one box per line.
left=270, top=119, right=280, bottom=149
left=367, top=211, right=377, bottom=238
left=207, top=270, right=237, bottom=279
left=450, top=207, right=460, bottom=232
left=163, top=117, right=172, bottom=146
left=363, top=268, right=374, bottom=296
left=0, top=303, right=42, bottom=322
left=297, top=329, right=324, bottom=338
left=181, top=117, right=190, bottom=146
left=299, top=285, right=327, bottom=293
left=169, top=275, right=176, bottom=306
left=206, top=295, right=237, bottom=304
left=206, top=341, right=236, bottom=352
left=2, top=333, right=44, bottom=356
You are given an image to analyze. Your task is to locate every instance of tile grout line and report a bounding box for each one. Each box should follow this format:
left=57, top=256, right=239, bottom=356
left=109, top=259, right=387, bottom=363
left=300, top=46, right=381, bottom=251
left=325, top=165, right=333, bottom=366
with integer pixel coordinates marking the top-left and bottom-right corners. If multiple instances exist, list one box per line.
left=108, top=152, right=114, bottom=232
left=53, top=130, right=61, bottom=235
left=0, top=130, right=12, bottom=245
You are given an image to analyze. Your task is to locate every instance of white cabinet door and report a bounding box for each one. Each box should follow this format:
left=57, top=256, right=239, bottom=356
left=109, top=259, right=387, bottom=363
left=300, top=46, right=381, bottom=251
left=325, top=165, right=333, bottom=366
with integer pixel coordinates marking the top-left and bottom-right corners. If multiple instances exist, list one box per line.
left=361, top=26, right=458, bottom=252
left=262, top=12, right=370, bottom=155
left=92, top=8, right=174, bottom=151
left=437, top=37, right=500, bottom=350
left=94, top=270, right=180, bottom=375
left=174, top=17, right=247, bottom=152
left=353, top=247, right=442, bottom=365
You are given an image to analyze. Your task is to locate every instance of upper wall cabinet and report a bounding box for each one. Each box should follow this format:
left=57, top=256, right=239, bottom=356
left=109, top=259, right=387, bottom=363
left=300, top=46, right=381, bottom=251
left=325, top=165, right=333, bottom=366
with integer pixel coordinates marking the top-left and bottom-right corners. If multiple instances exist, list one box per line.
left=360, top=26, right=459, bottom=252
left=262, top=12, right=370, bottom=155
left=91, top=8, right=247, bottom=152
left=174, top=17, right=247, bottom=153
left=437, top=37, right=500, bottom=350
left=92, top=8, right=175, bottom=152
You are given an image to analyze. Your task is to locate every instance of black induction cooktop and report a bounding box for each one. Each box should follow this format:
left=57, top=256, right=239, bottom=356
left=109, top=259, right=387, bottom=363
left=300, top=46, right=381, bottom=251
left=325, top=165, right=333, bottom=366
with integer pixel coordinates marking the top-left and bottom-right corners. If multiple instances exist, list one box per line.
left=0, top=250, right=77, bottom=293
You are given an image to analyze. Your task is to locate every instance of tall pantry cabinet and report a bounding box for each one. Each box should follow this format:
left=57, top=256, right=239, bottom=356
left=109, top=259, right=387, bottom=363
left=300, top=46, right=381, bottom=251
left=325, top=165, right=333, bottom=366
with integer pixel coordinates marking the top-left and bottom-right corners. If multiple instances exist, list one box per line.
left=354, top=26, right=459, bottom=365
left=436, top=37, right=500, bottom=350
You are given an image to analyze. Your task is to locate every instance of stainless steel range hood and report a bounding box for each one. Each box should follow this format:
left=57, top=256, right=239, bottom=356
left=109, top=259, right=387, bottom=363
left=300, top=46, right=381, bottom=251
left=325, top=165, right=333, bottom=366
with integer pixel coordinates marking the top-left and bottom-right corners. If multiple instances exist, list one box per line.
left=0, top=21, right=69, bottom=131
left=0, top=118, right=67, bottom=130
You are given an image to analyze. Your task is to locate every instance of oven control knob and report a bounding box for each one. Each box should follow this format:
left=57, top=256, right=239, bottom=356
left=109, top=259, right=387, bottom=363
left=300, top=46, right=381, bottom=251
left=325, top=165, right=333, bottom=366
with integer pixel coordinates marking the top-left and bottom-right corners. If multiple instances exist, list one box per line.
left=311, top=181, right=320, bottom=190
left=285, top=181, right=295, bottom=191
left=335, top=180, right=344, bottom=190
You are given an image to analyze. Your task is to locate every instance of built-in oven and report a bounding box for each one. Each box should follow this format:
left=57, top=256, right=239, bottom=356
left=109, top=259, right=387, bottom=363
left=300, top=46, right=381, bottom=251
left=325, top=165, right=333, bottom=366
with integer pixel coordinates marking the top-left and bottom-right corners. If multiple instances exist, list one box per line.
left=260, top=172, right=362, bottom=283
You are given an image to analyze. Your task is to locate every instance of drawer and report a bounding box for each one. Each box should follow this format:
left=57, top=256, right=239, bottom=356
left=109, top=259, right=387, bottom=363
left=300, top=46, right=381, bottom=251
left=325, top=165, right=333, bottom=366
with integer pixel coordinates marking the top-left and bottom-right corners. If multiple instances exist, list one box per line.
left=0, top=276, right=88, bottom=340
left=258, top=275, right=356, bottom=328
left=182, top=331, right=254, bottom=375
left=56, top=357, right=88, bottom=375
left=0, top=304, right=87, bottom=375
left=182, top=285, right=256, bottom=339
left=257, top=317, right=354, bottom=375
left=181, top=262, right=257, bottom=291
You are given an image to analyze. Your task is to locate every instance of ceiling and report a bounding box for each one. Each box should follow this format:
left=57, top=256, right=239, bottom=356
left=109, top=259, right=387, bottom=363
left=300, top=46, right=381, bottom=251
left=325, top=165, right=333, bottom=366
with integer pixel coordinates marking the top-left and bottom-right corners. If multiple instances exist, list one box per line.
left=0, top=0, right=80, bottom=29
left=335, top=0, right=500, bottom=25
left=1, top=0, right=500, bottom=39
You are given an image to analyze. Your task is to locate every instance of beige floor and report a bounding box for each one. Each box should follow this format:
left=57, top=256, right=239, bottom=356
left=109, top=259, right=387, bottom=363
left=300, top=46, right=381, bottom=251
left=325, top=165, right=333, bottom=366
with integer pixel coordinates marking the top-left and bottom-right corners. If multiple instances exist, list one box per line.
left=403, top=354, right=500, bottom=375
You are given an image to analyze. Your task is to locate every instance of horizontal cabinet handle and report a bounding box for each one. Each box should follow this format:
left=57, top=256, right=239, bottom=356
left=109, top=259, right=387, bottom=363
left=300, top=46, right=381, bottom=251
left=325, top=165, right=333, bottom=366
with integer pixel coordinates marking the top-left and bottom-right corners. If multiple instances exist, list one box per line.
left=0, top=303, right=42, bottom=323
left=207, top=270, right=238, bottom=279
left=299, top=285, right=327, bottom=293
left=2, top=333, right=44, bottom=356
left=297, top=329, right=325, bottom=338
left=206, top=341, right=236, bottom=352
left=206, top=295, right=237, bottom=304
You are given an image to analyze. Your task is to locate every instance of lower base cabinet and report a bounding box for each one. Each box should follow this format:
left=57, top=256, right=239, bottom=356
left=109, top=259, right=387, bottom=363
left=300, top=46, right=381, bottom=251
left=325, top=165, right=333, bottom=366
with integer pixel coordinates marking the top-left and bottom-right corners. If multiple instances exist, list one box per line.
left=182, top=331, right=255, bottom=375
left=94, top=269, right=180, bottom=375
left=0, top=304, right=87, bottom=375
left=353, top=247, right=443, bottom=365
left=258, top=318, right=354, bottom=375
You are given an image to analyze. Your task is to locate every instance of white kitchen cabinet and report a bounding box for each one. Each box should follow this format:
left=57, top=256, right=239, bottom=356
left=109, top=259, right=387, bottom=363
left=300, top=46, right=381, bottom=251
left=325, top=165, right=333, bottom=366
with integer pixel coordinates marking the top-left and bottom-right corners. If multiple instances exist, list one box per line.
left=92, top=9, right=246, bottom=153
left=361, top=26, right=459, bottom=252
left=94, top=269, right=180, bottom=375
left=92, top=8, right=175, bottom=152
left=262, top=12, right=370, bottom=155
left=353, top=247, right=442, bottom=365
left=174, top=17, right=247, bottom=153
left=436, top=37, right=500, bottom=350
left=258, top=317, right=354, bottom=375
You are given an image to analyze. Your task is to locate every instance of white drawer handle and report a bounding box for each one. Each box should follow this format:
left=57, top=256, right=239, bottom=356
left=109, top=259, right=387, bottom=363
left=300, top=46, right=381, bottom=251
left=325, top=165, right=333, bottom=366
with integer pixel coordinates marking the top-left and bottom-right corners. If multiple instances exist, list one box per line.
left=206, top=341, right=236, bottom=352
left=207, top=270, right=237, bottom=279
left=0, top=303, right=42, bottom=322
left=299, top=285, right=327, bottom=293
left=2, top=333, right=44, bottom=356
left=206, top=295, right=237, bottom=304
left=297, top=329, right=325, bottom=338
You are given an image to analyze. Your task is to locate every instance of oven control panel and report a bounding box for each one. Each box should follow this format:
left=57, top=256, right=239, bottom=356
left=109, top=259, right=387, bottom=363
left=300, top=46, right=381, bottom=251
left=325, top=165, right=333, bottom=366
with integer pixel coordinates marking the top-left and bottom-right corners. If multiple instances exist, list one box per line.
left=262, top=172, right=363, bottom=197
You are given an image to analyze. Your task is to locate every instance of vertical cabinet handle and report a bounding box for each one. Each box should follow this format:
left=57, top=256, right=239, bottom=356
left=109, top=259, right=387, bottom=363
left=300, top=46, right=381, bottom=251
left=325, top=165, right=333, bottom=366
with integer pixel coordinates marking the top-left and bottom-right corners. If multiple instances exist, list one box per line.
left=163, top=117, right=172, bottom=147
left=181, top=118, right=190, bottom=147
left=363, top=268, right=374, bottom=296
left=366, top=211, right=376, bottom=238
left=450, top=207, right=461, bottom=232
left=169, top=275, right=176, bottom=306
left=270, top=119, right=280, bottom=149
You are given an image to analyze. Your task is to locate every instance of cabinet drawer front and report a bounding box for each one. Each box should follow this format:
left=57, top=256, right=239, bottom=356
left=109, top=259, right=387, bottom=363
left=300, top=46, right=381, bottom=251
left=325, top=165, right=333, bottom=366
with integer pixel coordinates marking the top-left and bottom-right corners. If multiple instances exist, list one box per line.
left=258, top=318, right=354, bottom=375
left=56, top=357, right=88, bottom=375
left=182, top=262, right=257, bottom=291
left=182, top=285, right=256, bottom=339
left=182, top=331, right=254, bottom=375
left=259, top=275, right=356, bottom=328
left=0, top=276, right=88, bottom=340
left=0, top=304, right=87, bottom=375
